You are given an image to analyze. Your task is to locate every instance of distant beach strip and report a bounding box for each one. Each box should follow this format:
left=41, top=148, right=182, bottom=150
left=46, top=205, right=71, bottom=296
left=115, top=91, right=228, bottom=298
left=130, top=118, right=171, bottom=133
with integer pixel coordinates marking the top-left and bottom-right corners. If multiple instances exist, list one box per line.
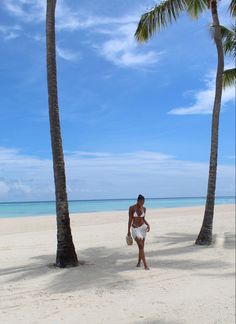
left=0, top=196, right=235, bottom=218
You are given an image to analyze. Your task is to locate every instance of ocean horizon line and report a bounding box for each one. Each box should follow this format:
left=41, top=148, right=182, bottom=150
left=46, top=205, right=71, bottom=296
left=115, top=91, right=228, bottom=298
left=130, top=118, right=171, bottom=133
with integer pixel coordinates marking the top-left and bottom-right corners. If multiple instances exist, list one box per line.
left=0, top=196, right=235, bottom=218
left=0, top=195, right=235, bottom=205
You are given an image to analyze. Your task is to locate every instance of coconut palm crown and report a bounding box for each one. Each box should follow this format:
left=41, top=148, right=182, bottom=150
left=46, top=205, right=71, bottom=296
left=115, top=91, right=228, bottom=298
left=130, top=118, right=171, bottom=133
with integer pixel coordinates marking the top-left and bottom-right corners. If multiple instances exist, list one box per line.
left=135, top=0, right=235, bottom=42
left=221, top=25, right=236, bottom=88
left=135, top=0, right=235, bottom=245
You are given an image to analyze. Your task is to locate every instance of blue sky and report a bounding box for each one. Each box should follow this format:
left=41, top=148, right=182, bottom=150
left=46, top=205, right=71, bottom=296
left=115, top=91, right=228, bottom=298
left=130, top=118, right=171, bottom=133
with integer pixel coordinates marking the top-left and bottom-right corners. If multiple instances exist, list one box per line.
left=0, top=0, right=235, bottom=202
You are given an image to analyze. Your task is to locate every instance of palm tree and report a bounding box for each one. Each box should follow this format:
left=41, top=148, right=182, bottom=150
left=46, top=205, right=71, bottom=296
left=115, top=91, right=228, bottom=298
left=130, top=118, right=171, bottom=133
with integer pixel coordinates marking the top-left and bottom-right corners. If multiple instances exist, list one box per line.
left=46, top=0, right=78, bottom=267
left=195, top=2, right=235, bottom=244
left=221, top=25, right=236, bottom=88
left=135, top=0, right=232, bottom=245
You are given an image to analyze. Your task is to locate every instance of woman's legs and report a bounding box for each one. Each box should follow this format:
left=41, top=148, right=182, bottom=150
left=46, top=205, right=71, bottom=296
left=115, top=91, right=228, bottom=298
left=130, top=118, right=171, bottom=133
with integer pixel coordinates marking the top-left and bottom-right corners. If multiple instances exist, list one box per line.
left=136, top=247, right=141, bottom=267
left=142, top=239, right=149, bottom=270
left=135, top=237, right=149, bottom=270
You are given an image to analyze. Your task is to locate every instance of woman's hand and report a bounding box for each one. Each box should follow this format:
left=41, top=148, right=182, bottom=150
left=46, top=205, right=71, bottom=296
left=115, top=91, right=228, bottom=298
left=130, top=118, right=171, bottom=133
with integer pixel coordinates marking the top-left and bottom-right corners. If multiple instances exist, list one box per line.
left=127, top=231, right=131, bottom=236
left=146, top=224, right=150, bottom=232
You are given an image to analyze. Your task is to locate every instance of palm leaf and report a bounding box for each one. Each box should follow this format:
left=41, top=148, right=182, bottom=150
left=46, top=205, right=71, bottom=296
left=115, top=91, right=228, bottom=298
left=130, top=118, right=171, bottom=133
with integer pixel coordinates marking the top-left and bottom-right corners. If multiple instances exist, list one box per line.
left=221, top=25, right=236, bottom=58
left=135, top=0, right=208, bottom=42
left=210, top=25, right=236, bottom=58
left=220, top=25, right=233, bottom=38
left=135, top=0, right=188, bottom=42
left=185, top=0, right=208, bottom=18
left=223, top=68, right=236, bottom=89
left=229, top=0, right=236, bottom=17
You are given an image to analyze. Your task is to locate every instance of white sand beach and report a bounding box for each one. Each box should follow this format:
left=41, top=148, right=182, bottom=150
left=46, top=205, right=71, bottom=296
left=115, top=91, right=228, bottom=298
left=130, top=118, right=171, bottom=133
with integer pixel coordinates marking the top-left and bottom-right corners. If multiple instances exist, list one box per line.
left=0, top=204, right=235, bottom=324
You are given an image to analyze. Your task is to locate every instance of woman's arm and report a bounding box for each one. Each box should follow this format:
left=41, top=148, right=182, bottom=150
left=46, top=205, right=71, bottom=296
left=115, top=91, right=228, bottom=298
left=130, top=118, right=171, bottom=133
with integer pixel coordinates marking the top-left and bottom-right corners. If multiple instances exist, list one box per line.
left=127, top=207, right=133, bottom=236
left=143, top=208, right=150, bottom=231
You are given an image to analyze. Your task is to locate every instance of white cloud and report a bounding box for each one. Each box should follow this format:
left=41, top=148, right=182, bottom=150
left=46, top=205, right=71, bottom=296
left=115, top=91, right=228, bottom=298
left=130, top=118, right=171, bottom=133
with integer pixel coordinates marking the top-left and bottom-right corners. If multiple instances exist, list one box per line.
left=2, top=0, right=160, bottom=68
left=2, top=0, right=46, bottom=22
left=0, top=147, right=53, bottom=201
left=0, top=24, right=22, bottom=40
left=56, top=13, right=141, bottom=31
left=56, top=6, right=161, bottom=67
left=97, top=22, right=160, bottom=67
left=2, top=0, right=139, bottom=31
left=57, top=46, right=81, bottom=62
left=0, top=181, right=10, bottom=196
left=168, top=70, right=235, bottom=115
left=0, top=147, right=234, bottom=201
left=1, top=0, right=87, bottom=31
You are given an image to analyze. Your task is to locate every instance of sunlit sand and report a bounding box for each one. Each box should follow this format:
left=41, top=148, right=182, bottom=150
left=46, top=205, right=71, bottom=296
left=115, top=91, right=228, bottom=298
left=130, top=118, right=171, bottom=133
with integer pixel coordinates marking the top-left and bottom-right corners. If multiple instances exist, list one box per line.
left=0, top=204, right=235, bottom=323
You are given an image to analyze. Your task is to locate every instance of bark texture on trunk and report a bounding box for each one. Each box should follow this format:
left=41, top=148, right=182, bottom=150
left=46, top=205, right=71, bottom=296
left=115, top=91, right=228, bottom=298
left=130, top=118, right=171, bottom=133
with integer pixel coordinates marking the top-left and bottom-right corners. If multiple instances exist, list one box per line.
left=46, top=0, right=78, bottom=267
left=195, top=0, right=224, bottom=245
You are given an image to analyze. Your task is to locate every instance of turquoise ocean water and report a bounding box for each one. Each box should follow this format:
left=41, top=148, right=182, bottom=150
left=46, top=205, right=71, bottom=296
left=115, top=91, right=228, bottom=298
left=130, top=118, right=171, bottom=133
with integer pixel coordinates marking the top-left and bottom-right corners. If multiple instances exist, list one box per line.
left=0, top=197, right=235, bottom=218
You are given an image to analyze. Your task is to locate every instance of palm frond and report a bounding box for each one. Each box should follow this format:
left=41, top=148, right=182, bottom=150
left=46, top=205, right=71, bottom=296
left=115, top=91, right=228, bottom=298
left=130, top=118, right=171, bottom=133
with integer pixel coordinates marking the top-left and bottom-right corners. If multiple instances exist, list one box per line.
left=210, top=25, right=236, bottom=58
left=185, top=0, right=208, bottom=18
left=221, top=25, right=236, bottom=58
left=220, top=25, right=233, bottom=39
left=223, top=68, right=236, bottom=89
left=135, top=0, right=188, bottom=42
left=229, top=0, right=236, bottom=17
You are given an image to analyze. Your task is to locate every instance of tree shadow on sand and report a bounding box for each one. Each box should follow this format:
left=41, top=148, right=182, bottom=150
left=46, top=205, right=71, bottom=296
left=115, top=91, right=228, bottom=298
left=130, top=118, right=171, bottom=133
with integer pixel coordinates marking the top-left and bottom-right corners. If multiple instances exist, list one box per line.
left=145, top=231, right=235, bottom=273
left=0, top=247, right=139, bottom=293
left=153, top=231, right=235, bottom=248
left=151, top=231, right=235, bottom=253
left=223, top=232, right=236, bottom=250
left=132, top=319, right=181, bottom=324
left=0, top=231, right=234, bottom=293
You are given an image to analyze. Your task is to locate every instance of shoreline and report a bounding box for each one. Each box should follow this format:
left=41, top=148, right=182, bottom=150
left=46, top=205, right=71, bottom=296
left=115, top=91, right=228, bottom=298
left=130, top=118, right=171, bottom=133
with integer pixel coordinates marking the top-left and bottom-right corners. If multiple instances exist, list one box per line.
left=0, top=204, right=234, bottom=236
left=0, top=202, right=235, bottom=220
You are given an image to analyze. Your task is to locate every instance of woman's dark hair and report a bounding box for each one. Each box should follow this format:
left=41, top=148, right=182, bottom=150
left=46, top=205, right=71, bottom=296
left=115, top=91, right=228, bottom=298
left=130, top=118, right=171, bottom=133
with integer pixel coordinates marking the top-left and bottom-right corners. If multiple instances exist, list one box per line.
left=137, top=194, right=145, bottom=201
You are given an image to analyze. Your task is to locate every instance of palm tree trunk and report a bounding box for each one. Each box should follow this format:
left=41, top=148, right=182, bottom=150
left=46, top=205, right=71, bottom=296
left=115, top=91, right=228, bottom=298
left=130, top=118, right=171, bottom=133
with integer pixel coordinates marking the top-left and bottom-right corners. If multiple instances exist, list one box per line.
left=46, top=0, right=78, bottom=266
left=195, top=0, right=224, bottom=245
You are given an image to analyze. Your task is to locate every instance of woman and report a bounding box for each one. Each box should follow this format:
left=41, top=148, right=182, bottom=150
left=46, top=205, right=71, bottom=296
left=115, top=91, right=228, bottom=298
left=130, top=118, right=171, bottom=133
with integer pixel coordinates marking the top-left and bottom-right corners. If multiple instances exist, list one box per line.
left=127, top=194, right=150, bottom=270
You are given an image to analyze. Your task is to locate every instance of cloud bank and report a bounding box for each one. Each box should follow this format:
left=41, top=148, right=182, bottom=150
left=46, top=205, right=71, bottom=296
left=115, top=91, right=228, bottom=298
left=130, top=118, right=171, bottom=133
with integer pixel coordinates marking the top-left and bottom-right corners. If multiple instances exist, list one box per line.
left=0, top=147, right=234, bottom=201
left=168, top=70, right=235, bottom=115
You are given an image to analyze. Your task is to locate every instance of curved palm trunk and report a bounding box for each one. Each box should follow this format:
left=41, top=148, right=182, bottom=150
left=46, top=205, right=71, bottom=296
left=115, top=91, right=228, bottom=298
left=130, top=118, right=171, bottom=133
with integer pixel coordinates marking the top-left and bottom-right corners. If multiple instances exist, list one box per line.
left=46, top=0, right=78, bottom=266
left=195, top=1, right=224, bottom=245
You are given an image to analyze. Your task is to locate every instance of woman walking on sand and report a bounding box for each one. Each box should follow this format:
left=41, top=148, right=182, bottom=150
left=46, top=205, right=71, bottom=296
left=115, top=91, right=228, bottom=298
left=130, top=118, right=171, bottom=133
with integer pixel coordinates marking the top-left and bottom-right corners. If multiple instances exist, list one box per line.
left=127, top=194, right=150, bottom=270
